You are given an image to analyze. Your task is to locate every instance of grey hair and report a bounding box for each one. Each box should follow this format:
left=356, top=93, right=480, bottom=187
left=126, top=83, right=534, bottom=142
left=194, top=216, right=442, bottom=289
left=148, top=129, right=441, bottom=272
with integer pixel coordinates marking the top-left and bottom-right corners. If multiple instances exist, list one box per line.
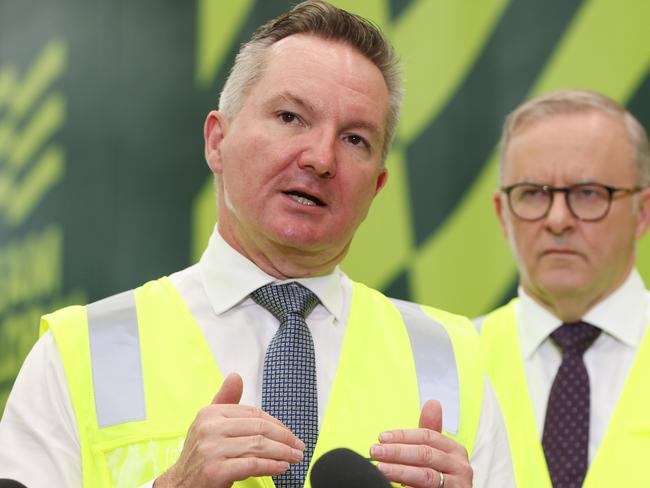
left=499, top=88, right=650, bottom=185
left=218, top=0, right=403, bottom=162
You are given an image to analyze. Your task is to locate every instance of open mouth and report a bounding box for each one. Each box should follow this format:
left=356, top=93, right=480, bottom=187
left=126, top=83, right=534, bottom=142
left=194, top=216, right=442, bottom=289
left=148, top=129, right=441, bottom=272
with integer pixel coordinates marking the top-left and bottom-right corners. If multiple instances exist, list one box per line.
left=284, top=190, right=326, bottom=207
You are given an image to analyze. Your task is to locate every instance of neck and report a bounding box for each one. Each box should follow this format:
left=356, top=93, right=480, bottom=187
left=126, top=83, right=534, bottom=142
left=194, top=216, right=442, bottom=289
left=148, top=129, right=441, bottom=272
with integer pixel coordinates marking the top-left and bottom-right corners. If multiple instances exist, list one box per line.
left=523, top=269, right=633, bottom=323
left=527, top=292, right=596, bottom=323
left=218, top=223, right=345, bottom=280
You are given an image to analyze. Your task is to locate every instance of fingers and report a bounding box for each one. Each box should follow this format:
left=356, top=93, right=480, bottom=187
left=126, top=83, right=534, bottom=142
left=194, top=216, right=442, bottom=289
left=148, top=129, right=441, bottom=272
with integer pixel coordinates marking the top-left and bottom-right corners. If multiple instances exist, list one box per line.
left=212, top=372, right=244, bottom=404
left=196, top=402, right=305, bottom=458
left=371, top=441, right=454, bottom=472
left=373, top=442, right=472, bottom=488
left=370, top=415, right=472, bottom=488
left=204, top=416, right=305, bottom=451
left=374, top=462, right=443, bottom=488
left=419, top=399, right=442, bottom=433
left=216, top=434, right=304, bottom=463
left=218, top=457, right=291, bottom=481
left=157, top=378, right=306, bottom=488
left=376, top=428, right=460, bottom=454
left=189, top=416, right=304, bottom=465
left=196, top=404, right=305, bottom=449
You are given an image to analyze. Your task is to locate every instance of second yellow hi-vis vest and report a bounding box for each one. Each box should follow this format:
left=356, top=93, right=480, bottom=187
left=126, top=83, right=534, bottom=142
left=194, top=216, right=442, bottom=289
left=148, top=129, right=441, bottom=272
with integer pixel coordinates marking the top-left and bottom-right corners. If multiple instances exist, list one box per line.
left=41, top=277, right=483, bottom=487
left=479, top=299, right=650, bottom=487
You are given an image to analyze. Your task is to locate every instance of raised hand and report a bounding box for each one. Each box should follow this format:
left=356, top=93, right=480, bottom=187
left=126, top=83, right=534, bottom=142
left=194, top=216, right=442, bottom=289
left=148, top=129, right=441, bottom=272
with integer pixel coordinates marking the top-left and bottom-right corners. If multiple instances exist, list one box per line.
left=154, top=373, right=305, bottom=488
left=370, top=400, right=472, bottom=488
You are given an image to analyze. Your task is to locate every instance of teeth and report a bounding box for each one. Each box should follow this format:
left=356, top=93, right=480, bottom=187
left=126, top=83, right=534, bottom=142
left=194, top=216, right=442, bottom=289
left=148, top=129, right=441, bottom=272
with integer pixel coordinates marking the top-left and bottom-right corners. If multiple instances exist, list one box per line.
left=289, top=193, right=317, bottom=206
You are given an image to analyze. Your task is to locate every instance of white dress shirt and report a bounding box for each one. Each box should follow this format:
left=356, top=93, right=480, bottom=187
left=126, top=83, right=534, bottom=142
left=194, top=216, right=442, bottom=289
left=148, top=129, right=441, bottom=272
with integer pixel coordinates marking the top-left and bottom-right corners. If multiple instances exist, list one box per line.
left=0, top=228, right=515, bottom=487
left=516, top=269, right=650, bottom=463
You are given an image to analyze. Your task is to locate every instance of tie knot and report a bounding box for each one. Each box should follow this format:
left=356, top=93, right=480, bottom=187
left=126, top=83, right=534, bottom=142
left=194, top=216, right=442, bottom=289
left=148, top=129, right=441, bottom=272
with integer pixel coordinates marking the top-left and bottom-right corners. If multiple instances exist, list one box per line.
left=251, top=282, right=320, bottom=322
left=550, top=321, right=601, bottom=356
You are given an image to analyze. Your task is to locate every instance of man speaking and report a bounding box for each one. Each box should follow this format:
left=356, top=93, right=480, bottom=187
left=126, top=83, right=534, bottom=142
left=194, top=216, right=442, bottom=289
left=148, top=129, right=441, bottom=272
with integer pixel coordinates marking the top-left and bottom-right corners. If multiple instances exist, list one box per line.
left=480, top=89, right=650, bottom=487
left=0, top=2, right=513, bottom=487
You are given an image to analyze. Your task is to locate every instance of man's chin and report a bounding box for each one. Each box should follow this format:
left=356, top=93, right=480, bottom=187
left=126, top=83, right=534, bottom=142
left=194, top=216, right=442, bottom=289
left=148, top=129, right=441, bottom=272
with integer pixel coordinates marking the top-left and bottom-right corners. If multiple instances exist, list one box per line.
left=270, top=230, right=336, bottom=254
left=535, top=274, right=593, bottom=298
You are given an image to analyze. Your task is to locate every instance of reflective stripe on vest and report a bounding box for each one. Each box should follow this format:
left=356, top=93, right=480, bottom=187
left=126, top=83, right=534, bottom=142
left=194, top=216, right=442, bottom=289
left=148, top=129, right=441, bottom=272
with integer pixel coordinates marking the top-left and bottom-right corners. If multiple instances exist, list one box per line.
left=390, top=298, right=460, bottom=435
left=87, top=290, right=146, bottom=428
left=87, top=292, right=461, bottom=436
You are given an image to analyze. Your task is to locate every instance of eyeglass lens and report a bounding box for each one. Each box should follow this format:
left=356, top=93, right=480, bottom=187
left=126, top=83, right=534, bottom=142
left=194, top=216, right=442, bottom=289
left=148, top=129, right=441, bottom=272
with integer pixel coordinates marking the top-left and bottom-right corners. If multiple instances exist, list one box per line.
left=509, top=184, right=611, bottom=220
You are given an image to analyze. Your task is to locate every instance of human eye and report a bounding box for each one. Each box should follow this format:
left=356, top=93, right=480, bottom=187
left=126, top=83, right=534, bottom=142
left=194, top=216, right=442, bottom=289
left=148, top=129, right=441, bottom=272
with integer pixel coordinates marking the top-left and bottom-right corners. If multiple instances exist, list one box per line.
left=572, top=184, right=607, bottom=202
left=343, top=133, right=370, bottom=150
left=277, top=111, right=302, bottom=125
left=516, top=185, right=546, bottom=202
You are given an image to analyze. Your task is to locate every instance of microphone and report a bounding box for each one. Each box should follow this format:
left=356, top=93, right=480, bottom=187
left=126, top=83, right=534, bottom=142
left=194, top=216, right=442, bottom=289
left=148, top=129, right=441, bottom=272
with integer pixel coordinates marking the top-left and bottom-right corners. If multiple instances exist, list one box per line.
left=0, top=481, right=27, bottom=488
left=310, top=448, right=392, bottom=488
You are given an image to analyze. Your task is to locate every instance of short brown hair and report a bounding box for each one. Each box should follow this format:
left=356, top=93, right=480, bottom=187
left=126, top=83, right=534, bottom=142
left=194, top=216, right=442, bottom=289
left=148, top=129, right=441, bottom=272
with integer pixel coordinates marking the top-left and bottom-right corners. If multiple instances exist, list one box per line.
left=218, top=0, right=403, bottom=162
left=499, top=89, right=650, bottom=185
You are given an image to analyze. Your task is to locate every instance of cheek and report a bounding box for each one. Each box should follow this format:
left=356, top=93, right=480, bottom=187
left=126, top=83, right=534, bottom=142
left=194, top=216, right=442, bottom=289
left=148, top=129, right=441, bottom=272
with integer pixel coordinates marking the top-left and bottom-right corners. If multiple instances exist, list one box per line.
left=506, top=220, right=528, bottom=247
left=221, top=138, right=273, bottom=187
left=344, top=173, right=381, bottom=213
left=585, top=225, right=634, bottom=262
left=508, top=223, right=539, bottom=266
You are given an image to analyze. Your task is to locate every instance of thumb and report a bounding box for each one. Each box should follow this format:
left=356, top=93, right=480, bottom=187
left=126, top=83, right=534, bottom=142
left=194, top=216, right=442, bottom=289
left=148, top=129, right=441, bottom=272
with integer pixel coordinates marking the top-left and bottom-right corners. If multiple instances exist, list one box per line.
left=419, top=399, right=443, bottom=433
left=212, top=372, right=244, bottom=405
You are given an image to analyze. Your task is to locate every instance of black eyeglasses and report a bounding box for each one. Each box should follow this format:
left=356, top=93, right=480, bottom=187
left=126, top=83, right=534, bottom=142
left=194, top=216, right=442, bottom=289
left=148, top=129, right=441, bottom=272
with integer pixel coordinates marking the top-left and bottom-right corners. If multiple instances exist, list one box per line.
left=500, top=182, right=643, bottom=222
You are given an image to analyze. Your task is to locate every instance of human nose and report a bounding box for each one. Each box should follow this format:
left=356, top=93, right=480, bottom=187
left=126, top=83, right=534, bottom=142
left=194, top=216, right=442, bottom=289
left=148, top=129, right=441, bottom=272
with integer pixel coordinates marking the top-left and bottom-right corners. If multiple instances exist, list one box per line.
left=298, top=129, right=337, bottom=178
left=544, top=190, right=575, bottom=234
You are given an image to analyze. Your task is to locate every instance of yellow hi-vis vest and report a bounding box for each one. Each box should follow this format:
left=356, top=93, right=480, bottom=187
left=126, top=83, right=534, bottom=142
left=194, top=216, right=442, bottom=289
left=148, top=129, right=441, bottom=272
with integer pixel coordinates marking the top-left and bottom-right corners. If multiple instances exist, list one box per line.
left=41, top=277, right=483, bottom=487
left=479, top=299, right=650, bottom=487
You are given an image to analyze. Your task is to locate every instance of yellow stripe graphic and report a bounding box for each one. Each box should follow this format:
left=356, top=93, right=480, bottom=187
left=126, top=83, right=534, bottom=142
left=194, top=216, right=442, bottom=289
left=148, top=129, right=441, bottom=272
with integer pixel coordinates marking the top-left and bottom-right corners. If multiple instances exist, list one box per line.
left=8, top=94, right=65, bottom=171
left=10, top=40, right=66, bottom=120
left=196, top=0, right=255, bottom=88
left=0, top=68, right=16, bottom=111
left=532, top=0, right=650, bottom=99
left=6, top=146, right=65, bottom=226
left=0, top=94, right=65, bottom=209
left=0, top=120, right=13, bottom=159
left=0, top=40, right=67, bottom=226
left=393, top=0, right=509, bottom=141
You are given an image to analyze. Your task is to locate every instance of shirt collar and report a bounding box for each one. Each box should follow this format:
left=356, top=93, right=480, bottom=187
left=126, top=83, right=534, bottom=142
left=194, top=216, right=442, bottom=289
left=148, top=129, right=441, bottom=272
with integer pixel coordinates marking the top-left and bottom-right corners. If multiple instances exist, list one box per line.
left=198, top=226, right=344, bottom=322
left=517, top=269, right=648, bottom=358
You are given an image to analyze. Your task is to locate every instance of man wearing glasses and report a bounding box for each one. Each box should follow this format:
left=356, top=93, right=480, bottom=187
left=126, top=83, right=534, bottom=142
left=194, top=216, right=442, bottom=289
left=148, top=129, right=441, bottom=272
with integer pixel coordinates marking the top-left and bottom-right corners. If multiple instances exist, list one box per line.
left=478, top=89, right=650, bottom=487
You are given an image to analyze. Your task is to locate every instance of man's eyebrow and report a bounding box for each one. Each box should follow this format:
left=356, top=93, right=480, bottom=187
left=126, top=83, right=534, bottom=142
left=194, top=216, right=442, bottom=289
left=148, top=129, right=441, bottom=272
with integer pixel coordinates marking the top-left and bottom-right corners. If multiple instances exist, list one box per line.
left=349, top=120, right=383, bottom=141
left=264, top=91, right=317, bottom=114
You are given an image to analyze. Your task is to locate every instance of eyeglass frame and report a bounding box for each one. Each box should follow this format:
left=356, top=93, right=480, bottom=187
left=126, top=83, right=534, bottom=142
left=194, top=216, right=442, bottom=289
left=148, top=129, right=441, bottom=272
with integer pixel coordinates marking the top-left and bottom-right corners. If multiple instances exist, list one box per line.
left=500, top=182, right=645, bottom=222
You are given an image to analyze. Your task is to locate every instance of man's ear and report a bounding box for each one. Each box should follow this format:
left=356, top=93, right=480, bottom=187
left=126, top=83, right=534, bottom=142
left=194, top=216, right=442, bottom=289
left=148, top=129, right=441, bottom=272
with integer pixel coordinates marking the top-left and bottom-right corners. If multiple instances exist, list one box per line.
left=493, top=190, right=509, bottom=238
left=204, top=110, right=228, bottom=174
left=374, top=168, right=388, bottom=196
left=635, top=187, right=650, bottom=240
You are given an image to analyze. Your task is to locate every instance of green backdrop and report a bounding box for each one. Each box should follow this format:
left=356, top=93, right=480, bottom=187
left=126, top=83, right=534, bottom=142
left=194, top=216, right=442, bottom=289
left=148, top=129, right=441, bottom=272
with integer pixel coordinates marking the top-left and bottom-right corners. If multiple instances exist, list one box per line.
left=1, top=0, right=649, bottom=411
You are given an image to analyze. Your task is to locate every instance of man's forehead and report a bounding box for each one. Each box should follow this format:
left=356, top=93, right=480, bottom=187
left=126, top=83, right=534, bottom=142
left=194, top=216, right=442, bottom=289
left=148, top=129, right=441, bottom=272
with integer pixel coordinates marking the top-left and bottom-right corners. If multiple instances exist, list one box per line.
left=509, top=109, right=627, bottom=145
left=502, top=111, right=637, bottom=182
left=259, top=36, right=387, bottom=114
left=270, top=32, right=357, bottom=59
left=265, top=34, right=386, bottom=90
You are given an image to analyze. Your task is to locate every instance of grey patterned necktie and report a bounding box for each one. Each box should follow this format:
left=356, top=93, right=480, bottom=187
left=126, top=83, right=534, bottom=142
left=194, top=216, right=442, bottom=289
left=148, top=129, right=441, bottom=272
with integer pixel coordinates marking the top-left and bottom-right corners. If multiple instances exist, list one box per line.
left=251, top=282, right=320, bottom=487
left=542, top=321, right=601, bottom=488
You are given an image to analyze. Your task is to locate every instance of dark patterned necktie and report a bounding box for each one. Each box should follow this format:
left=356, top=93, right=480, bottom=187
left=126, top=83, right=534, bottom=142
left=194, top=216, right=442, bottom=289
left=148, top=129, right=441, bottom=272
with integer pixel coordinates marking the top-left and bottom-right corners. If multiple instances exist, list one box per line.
left=542, top=321, right=601, bottom=488
left=251, top=282, right=320, bottom=487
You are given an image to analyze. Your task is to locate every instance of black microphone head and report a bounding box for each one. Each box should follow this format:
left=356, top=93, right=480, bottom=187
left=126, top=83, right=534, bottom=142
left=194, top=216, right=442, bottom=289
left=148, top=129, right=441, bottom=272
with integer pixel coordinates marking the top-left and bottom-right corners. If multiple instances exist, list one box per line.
left=0, top=480, right=27, bottom=488
left=310, top=448, right=392, bottom=488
